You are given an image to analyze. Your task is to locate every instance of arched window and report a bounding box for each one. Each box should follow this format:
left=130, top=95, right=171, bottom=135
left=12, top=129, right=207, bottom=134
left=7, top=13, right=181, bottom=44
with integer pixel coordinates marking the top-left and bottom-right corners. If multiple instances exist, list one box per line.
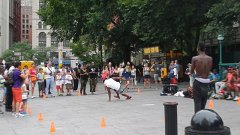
left=51, top=32, right=58, bottom=47
left=43, top=22, right=47, bottom=29
left=38, top=21, right=42, bottom=29
left=38, top=32, right=46, bottom=47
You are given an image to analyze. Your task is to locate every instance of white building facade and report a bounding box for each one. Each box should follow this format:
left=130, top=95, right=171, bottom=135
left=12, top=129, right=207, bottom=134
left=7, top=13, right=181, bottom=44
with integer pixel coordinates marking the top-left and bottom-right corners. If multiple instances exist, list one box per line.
left=32, top=0, right=78, bottom=67
left=0, top=0, right=10, bottom=56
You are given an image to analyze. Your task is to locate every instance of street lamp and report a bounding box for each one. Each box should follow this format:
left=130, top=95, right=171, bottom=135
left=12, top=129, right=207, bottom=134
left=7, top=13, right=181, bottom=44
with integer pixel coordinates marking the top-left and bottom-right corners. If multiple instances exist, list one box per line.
left=217, top=34, right=224, bottom=79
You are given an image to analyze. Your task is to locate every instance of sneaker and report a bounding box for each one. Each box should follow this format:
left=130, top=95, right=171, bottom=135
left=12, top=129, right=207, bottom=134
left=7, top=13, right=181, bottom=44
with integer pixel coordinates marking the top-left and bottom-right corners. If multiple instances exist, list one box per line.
left=226, top=95, right=233, bottom=100
left=233, top=96, right=239, bottom=101
left=51, top=94, right=55, bottom=97
left=17, top=113, right=25, bottom=117
left=31, top=96, right=35, bottom=99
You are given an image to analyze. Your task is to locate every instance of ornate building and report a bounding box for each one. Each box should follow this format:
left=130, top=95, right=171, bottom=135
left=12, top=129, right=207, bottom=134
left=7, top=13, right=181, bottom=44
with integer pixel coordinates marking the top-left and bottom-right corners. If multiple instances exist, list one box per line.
left=32, top=0, right=78, bottom=67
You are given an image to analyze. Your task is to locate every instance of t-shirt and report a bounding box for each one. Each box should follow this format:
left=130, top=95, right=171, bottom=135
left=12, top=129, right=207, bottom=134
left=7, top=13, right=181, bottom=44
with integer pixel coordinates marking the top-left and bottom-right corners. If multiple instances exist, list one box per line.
left=37, top=73, right=44, bottom=82
left=80, top=68, right=88, bottom=80
left=65, top=74, right=73, bottom=84
left=55, top=74, right=62, bottom=86
left=88, top=66, right=98, bottom=78
left=29, top=68, right=37, bottom=77
left=104, top=78, right=120, bottom=91
left=153, top=64, right=162, bottom=74
left=13, top=69, right=22, bottom=88
left=45, top=66, right=56, bottom=79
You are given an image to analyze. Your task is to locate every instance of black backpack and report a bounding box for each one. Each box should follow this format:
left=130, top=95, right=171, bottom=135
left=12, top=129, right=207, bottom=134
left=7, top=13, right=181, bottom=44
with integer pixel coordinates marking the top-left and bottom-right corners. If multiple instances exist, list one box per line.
left=5, top=70, right=14, bottom=86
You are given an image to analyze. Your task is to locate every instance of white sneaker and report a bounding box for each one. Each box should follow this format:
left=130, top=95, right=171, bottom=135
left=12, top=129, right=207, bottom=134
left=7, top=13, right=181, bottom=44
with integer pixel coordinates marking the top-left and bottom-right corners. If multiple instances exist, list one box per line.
left=16, top=113, right=24, bottom=117
left=31, top=96, right=35, bottom=99
left=233, top=96, right=239, bottom=101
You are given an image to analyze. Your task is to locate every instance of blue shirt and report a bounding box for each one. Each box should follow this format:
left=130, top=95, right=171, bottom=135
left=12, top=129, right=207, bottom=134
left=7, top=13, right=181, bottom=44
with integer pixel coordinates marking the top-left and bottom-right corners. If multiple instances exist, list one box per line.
left=13, top=69, right=22, bottom=88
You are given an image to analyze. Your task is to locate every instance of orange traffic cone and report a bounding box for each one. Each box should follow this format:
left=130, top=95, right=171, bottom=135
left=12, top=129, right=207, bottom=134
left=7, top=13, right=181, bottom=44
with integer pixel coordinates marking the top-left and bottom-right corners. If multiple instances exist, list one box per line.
left=38, top=112, right=43, bottom=121
left=237, top=97, right=240, bottom=105
left=100, top=117, right=106, bottom=128
left=137, top=88, right=141, bottom=94
left=208, top=100, right=214, bottom=109
left=27, top=107, right=32, bottom=116
left=50, top=121, right=56, bottom=133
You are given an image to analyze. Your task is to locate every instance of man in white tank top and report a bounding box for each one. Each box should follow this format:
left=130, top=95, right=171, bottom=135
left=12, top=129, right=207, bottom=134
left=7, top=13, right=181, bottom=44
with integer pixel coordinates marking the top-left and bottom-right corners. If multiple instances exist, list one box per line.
left=104, top=78, right=132, bottom=101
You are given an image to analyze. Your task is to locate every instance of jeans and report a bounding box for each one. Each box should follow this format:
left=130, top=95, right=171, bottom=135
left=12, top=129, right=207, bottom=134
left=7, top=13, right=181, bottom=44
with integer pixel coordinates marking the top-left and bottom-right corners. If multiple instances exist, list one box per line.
left=80, top=79, right=88, bottom=94
left=45, top=77, right=54, bottom=95
left=193, top=80, right=210, bottom=113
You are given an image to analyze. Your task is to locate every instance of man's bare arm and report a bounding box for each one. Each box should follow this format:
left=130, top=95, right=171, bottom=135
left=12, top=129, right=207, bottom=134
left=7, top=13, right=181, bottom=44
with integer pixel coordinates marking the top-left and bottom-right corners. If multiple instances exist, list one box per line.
left=190, top=57, right=196, bottom=74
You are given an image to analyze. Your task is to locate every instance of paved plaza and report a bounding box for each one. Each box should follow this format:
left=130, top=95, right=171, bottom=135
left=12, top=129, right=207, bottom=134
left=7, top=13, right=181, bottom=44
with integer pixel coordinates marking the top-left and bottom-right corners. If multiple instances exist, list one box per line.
left=0, top=82, right=239, bottom=135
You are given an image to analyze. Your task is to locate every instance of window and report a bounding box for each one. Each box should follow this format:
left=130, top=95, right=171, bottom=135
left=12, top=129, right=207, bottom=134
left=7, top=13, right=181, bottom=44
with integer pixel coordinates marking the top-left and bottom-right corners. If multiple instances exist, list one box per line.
left=22, top=19, right=25, bottom=23
left=22, top=30, right=25, bottom=34
left=26, top=20, right=29, bottom=23
left=26, top=35, right=29, bottom=39
left=39, top=0, right=46, bottom=9
left=30, top=25, right=32, bottom=28
left=63, top=40, right=70, bottom=47
left=26, top=25, right=29, bottom=28
left=26, top=15, right=29, bottom=18
left=51, top=32, right=58, bottom=47
left=38, top=22, right=42, bottom=29
left=22, top=25, right=25, bottom=28
left=38, top=32, right=46, bottom=47
left=26, top=30, right=29, bottom=34
left=22, top=35, right=25, bottom=38
left=43, top=22, right=47, bottom=29
left=22, top=15, right=25, bottom=18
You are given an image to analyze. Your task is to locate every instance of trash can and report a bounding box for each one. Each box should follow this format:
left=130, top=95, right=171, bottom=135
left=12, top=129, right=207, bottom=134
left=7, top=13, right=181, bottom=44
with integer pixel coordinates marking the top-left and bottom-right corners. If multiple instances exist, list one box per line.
left=185, top=109, right=231, bottom=135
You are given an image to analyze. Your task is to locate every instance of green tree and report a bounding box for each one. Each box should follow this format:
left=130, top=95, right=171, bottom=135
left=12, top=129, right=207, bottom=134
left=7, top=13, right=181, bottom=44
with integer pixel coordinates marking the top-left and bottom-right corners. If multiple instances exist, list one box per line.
left=71, top=35, right=101, bottom=64
left=1, top=42, right=46, bottom=64
left=39, top=0, right=220, bottom=62
left=206, top=0, right=240, bottom=33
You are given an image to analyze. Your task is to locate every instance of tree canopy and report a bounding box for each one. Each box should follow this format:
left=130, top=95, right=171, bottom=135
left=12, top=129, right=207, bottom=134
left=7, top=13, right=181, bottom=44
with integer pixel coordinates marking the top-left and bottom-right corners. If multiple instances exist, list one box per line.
left=38, top=0, right=240, bottom=62
left=1, top=42, right=47, bottom=64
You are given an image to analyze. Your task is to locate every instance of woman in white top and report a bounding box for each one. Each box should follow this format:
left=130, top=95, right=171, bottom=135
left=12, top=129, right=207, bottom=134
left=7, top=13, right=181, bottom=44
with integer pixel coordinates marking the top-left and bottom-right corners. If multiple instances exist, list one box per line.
left=44, top=62, right=56, bottom=97
left=143, top=63, right=151, bottom=88
left=131, top=65, right=137, bottom=87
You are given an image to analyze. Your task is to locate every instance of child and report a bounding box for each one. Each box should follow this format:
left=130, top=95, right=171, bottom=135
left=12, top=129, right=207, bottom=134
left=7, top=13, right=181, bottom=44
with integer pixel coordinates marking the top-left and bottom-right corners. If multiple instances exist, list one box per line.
left=55, top=71, right=63, bottom=96
left=37, top=68, right=44, bottom=97
left=20, top=79, right=29, bottom=116
left=65, top=70, right=73, bottom=96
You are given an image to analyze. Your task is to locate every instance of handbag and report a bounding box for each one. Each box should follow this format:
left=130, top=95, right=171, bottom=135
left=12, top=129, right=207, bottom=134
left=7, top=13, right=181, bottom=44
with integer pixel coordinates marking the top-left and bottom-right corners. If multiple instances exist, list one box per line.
left=30, top=76, right=37, bottom=82
left=22, top=93, right=28, bottom=100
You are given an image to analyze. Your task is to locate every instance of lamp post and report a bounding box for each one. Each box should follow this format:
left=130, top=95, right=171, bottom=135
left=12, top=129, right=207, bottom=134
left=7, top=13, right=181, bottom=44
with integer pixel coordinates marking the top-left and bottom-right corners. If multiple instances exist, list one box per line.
left=217, top=34, right=224, bottom=79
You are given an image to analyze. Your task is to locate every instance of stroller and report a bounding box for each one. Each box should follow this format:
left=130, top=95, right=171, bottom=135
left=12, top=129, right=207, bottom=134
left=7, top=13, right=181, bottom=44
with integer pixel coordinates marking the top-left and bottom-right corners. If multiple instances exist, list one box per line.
left=161, top=75, right=178, bottom=95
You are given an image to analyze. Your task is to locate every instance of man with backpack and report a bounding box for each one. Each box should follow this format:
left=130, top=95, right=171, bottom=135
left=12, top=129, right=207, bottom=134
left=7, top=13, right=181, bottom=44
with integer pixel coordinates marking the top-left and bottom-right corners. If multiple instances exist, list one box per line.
left=4, top=63, right=15, bottom=112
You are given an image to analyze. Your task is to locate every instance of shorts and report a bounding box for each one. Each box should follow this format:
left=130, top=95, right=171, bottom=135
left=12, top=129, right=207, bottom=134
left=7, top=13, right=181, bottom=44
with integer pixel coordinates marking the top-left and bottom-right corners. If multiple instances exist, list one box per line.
left=12, top=87, right=22, bottom=102
left=56, top=85, right=62, bottom=90
left=144, top=75, right=151, bottom=79
left=153, top=74, right=161, bottom=81
left=38, top=82, right=44, bottom=91
left=131, top=75, right=135, bottom=78
left=66, top=84, right=73, bottom=90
